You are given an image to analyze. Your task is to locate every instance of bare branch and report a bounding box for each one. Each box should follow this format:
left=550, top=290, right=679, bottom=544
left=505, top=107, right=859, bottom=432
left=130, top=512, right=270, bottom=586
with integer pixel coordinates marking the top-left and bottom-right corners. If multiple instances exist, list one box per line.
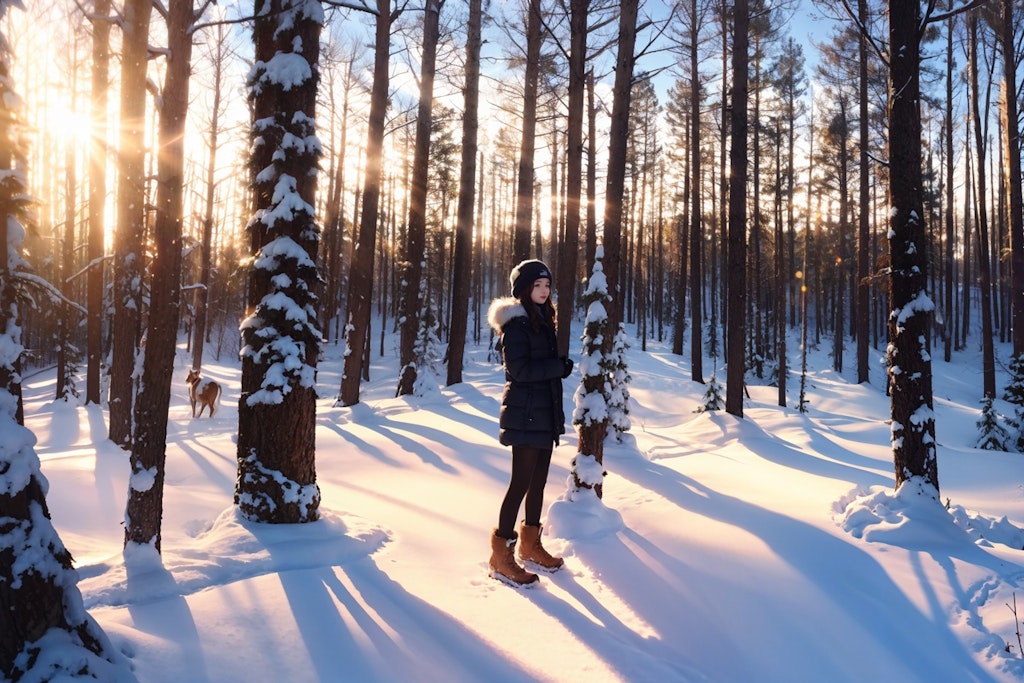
left=322, top=0, right=379, bottom=14
left=836, top=0, right=888, bottom=67
left=152, top=0, right=168, bottom=21
left=925, top=0, right=991, bottom=26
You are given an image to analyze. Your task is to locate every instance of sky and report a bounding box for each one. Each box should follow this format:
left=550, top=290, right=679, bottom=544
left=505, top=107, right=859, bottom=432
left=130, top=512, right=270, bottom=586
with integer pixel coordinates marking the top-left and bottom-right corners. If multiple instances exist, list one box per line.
left=16, top=317, right=1024, bottom=682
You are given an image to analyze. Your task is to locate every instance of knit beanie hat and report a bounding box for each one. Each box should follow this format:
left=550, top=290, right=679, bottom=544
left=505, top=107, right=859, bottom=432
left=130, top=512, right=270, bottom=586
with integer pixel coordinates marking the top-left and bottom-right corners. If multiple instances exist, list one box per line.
left=510, top=259, right=553, bottom=298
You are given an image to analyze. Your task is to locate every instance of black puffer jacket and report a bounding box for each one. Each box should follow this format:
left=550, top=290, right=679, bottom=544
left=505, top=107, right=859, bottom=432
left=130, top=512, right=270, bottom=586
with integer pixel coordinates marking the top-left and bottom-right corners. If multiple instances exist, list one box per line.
left=487, top=297, right=566, bottom=447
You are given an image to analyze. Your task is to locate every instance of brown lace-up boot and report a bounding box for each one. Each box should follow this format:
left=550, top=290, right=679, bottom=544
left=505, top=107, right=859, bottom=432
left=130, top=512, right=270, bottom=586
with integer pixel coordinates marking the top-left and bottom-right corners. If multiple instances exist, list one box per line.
left=489, top=530, right=539, bottom=587
left=517, top=523, right=564, bottom=572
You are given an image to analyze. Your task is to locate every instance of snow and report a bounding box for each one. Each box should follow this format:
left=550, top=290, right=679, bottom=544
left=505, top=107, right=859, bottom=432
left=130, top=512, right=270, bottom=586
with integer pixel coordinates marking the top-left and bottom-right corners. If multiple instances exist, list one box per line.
left=20, top=330, right=1024, bottom=682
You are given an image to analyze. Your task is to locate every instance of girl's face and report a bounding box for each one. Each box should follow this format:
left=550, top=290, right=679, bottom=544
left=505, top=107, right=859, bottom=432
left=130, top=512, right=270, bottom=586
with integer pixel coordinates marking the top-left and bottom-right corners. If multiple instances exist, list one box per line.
left=530, top=278, right=551, bottom=305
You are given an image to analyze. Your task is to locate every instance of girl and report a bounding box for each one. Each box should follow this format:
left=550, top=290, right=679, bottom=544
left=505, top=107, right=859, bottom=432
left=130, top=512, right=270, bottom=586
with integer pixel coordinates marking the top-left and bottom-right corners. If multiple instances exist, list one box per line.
left=485, top=259, right=573, bottom=586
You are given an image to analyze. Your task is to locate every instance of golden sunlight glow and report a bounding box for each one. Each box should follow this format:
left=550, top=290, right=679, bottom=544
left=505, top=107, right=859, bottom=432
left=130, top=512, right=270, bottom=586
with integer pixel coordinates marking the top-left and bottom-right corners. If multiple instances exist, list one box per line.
left=40, top=100, right=94, bottom=147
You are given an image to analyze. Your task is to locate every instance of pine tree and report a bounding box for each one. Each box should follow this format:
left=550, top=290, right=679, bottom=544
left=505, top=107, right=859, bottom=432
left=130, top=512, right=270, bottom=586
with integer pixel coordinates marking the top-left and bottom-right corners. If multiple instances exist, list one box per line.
left=606, top=323, right=631, bottom=441
left=570, top=248, right=611, bottom=498
left=410, top=305, right=443, bottom=398
left=1003, top=354, right=1024, bottom=406
left=975, top=397, right=1009, bottom=451
left=235, top=0, right=324, bottom=524
left=1014, top=409, right=1024, bottom=454
left=696, top=375, right=725, bottom=413
left=54, top=303, right=81, bottom=402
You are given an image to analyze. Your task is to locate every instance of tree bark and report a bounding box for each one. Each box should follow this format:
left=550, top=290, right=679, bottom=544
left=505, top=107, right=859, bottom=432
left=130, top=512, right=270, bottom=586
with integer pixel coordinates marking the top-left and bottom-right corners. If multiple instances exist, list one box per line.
left=447, top=0, right=481, bottom=385
left=833, top=103, right=850, bottom=374
left=585, top=70, right=598, bottom=277
left=86, top=0, right=111, bottom=406
left=717, top=0, right=730, bottom=364
left=725, top=0, right=748, bottom=417
left=236, top=0, right=323, bottom=524
left=339, top=0, right=394, bottom=406
left=942, top=12, right=954, bottom=365
left=512, top=0, right=542, bottom=263
left=774, top=118, right=785, bottom=406
left=108, top=0, right=152, bottom=447
left=57, top=108, right=77, bottom=400
left=397, top=0, right=442, bottom=397
left=856, top=0, right=870, bottom=383
left=1000, top=0, right=1024, bottom=357
left=967, top=12, right=995, bottom=398
left=125, top=0, right=193, bottom=551
left=555, top=0, right=587, bottom=357
left=602, top=0, right=638, bottom=332
left=320, top=52, right=356, bottom=345
left=689, top=0, right=704, bottom=383
left=887, top=0, right=939, bottom=493
left=192, top=23, right=229, bottom=374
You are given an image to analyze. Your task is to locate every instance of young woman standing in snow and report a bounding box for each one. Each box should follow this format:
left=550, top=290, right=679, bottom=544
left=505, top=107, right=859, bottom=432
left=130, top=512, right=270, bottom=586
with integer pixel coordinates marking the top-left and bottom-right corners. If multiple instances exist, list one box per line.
left=486, top=259, right=573, bottom=586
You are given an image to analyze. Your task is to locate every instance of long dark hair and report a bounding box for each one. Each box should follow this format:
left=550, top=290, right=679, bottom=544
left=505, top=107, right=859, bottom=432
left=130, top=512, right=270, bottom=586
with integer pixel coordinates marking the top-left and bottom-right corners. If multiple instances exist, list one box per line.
left=517, top=290, right=557, bottom=332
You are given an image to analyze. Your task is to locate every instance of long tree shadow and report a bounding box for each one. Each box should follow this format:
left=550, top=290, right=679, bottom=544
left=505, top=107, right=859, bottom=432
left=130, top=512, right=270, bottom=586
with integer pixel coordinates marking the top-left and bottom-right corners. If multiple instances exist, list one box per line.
left=643, top=410, right=892, bottom=488
left=123, top=557, right=207, bottom=680
left=596, top=449, right=1002, bottom=682
left=318, top=405, right=513, bottom=484
left=528, top=551, right=709, bottom=681
left=170, top=436, right=236, bottom=491
left=273, top=558, right=538, bottom=682
left=242, top=520, right=534, bottom=683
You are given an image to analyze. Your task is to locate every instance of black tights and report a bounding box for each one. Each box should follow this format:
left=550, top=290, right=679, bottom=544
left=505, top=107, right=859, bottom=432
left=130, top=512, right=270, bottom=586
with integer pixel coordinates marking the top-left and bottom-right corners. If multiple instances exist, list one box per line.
left=497, top=445, right=553, bottom=538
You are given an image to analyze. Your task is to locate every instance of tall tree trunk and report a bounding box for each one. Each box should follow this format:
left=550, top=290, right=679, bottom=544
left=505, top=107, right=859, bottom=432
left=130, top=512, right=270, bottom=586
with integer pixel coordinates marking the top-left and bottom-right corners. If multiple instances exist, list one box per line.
left=86, top=0, right=111, bottom=406
left=1000, top=0, right=1024, bottom=356
left=192, top=23, right=229, bottom=374
left=751, top=44, right=763, bottom=378
left=673, top=211, right=687, bottom=356
left=800, top=100, right=815, bottom=412
left=320, top=54, right=356, bottom=345
left=126, top=0, right=192, bottom=551
left=578, top=0, right=637, bottom=468
left=887, top=0, right=939, bottom=494
left=512, top=0, right=542, bottom=263
left=236, top=0, right=323, bottom=524
left=856, top=0, right=871, bottom=383
left=108, top=0, right=152, bottom=447
left=339, top=0, right=395, bottom=406
left=689, top=0, right=704, bottom=383
left=725, top=0, right=749, bottom=417
left=785, top=39, right=800, bottom=329
left=717, top=0, right=730, bottom=363
left=601, top=0, right=638, bottom=332
left=397, top=0, right=442, bottom=397
left=585, top=69, right=598, bottom=277
left=57, top=113, right=77, bottom=400
left=942, top=12, right=954, bottom=364
left=833, top=104, right=850, bottom=374
left=960, top=142, right=972, bottom=350
left=968, top=12, right=995, bottom=398
left=774, top=119, right=786, bottom=406
left=556, top=0, right=587, bottom=357
left=447, top=0, right=481, bottom=385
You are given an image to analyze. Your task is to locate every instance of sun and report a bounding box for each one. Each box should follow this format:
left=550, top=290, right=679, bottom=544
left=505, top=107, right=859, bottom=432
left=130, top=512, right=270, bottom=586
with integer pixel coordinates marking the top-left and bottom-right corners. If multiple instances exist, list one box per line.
left=38, top=99, right=94, bottom=147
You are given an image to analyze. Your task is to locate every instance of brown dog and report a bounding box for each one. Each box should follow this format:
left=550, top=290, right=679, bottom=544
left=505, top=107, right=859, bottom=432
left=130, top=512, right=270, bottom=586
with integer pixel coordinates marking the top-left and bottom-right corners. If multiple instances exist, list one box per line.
left=186, top=368, right=222, bottom=418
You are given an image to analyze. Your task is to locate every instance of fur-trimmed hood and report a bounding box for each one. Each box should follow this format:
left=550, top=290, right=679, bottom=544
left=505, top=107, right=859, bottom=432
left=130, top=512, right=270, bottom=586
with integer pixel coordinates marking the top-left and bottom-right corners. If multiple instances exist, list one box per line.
left=487, top=297, right=526, bottom=333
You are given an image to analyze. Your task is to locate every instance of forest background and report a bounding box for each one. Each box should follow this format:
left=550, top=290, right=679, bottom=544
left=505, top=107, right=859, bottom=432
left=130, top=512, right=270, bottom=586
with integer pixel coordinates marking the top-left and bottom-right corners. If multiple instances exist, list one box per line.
left=0, top=0, right=1023, bottom=678
left=5, top=0, right=1021, bottom=412
left=7, top=0, right=1022, bottom=413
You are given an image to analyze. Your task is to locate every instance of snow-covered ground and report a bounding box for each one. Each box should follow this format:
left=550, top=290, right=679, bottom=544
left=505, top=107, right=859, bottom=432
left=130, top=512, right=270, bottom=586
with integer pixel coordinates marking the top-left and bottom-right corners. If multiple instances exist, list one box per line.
left=25, top=327, right=1024, bottom=682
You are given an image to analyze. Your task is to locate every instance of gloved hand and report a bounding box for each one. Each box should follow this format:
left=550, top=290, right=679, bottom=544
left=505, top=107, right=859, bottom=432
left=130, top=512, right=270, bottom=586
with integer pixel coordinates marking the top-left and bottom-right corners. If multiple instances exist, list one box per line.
left=561, top=357, right=574, bottom=379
